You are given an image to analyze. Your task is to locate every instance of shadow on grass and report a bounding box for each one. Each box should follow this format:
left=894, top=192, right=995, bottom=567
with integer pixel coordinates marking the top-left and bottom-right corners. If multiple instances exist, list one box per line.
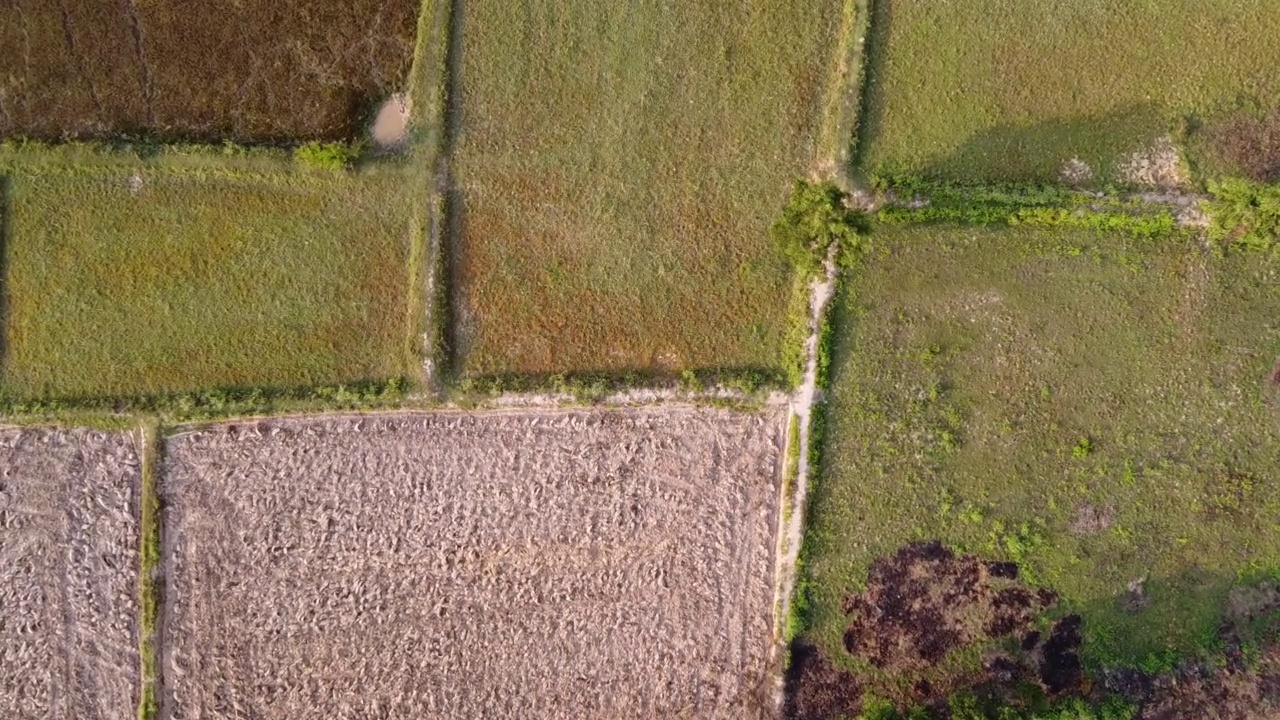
left=853, top=2, right=1173, bottom=187
left=1065, top=565, right=1242, bottom=672
left=913, top=104, right=1170, bottom=185
left=439, top=0, right=467, bottom=382
left=848, top=0, right=891, bottom=177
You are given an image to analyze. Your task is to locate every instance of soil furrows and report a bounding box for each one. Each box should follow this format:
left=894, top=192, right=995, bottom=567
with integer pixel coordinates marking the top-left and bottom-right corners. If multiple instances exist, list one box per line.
left=0, top=427, right=141, bottom=720
left=160, top=408, right=784, bottom=720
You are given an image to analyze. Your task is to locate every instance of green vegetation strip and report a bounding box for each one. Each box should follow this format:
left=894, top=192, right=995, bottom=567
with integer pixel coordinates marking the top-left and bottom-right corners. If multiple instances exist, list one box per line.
left=873, top=176, right=1180, bottom=238
left=803, top=224, right=1280, bottom=671
left=137, top=421, right=162, bottom=720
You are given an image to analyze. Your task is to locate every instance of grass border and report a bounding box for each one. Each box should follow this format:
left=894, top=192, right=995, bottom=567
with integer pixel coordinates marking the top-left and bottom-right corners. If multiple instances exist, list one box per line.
left=816, top=0, right=873, bottom=185
left=136, top=420, right=163, bottom=720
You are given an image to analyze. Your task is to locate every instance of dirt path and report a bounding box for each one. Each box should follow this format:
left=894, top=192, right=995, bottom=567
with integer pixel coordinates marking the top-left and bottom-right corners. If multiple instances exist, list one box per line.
left=771, top=251, right=839, bottom=688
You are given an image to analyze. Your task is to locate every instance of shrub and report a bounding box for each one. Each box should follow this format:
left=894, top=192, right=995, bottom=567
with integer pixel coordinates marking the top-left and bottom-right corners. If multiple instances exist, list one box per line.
left=771, top=180, right=865, bottom=275
left=1205, top=178, right=1280, bottom=250
left=293, top=141, right=358, bottom=170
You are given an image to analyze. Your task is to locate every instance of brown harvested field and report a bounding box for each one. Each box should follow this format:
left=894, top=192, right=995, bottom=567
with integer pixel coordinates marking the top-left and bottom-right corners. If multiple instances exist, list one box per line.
left=0, top=0, right=418, bottom=142
left=0, top=427, right=141, bottom=720
left=160, top=408, right=784, bottom=720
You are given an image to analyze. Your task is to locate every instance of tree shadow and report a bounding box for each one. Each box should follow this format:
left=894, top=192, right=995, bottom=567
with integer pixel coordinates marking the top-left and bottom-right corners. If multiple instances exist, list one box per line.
left=439, top=0, right=467, bottom=381
left=914, top=104, right=1171, bottom=185
left=848, top=0, right=892, bottom=178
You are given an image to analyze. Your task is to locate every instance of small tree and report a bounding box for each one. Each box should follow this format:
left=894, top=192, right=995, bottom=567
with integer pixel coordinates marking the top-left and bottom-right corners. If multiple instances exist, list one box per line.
left=771, top=180, right=864, bottom=275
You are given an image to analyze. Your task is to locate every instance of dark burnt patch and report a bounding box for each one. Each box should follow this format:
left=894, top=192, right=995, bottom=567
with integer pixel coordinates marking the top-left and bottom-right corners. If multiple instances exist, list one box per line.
left=840, top=542, right=1055, bottom=673
left=1039, top=615, right=1084, bottom=694
left=784, top=643, right=862, bottom=720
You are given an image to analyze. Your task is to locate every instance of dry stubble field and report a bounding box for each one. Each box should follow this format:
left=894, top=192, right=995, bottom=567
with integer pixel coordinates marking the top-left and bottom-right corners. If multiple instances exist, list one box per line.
left=0, top=428, right=140, bottom=720
left=160, top=407, right=784, bottom=720
left=0, top=0, right=418, bottom=142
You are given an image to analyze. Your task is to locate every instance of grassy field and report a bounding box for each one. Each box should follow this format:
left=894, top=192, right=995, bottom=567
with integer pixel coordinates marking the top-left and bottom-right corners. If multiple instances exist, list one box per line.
left=449, top=0, right=849, bottom=379
left=857, top=0, right=1280, bottom=184
left=0, top=152, right=413, bottom=401
left=803, top=224, right=1280, bottom=670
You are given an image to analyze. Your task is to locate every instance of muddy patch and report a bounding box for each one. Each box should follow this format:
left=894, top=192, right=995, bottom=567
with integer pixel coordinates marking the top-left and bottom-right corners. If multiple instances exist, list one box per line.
left=370, top=92, right=411, bottom=151
left=0, top=428, right=141, bottom=720
left=1139, top=645, right=1280, bottom=720
left=162, top=408, right=782, bottom=720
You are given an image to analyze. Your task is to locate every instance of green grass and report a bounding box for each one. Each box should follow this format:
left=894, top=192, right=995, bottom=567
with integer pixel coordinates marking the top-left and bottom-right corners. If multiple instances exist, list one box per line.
left=804, top=223, right=1280, bottom=670
left=0, top=151, right=414, bottom=401
left=449, top=0, right=850, bottom=378
left=136, top=421, right=162, bottom=720
left=857, top=0, right=1280, bottom=184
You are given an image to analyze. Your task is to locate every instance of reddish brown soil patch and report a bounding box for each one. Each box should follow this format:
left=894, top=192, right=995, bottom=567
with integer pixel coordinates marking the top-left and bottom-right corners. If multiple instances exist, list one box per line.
left=0, top=0, right=417, bottom=142
left=787, top=542, right=1090, bottom=719
left=1208, top=109, right=1280, bottom=183
left=841, top=542, right=1056, bottom=673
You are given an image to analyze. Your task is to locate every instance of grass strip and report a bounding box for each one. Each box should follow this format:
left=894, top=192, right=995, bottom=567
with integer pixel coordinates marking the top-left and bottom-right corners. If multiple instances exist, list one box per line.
left=136, top=420, right=163, bottom=720
left=816, top=0, right=872, bottom=182
left=401, top=0, right=456, bottom=388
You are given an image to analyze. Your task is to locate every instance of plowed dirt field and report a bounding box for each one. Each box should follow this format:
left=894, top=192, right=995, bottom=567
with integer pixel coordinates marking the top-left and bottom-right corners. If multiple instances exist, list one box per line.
left=0, top=428, right=140, bottom=720
left=160, top=408, right=783, bottom=720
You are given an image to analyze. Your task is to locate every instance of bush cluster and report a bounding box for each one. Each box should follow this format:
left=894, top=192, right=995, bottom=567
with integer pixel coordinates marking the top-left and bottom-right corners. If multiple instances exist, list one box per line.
left=874, top=174, right=1176, bottom=239
left=293, top=141, right=359, bottom=170
left=1205, top=178, right=1280, bottom=250
left=771, top=180, right=866, bottom=276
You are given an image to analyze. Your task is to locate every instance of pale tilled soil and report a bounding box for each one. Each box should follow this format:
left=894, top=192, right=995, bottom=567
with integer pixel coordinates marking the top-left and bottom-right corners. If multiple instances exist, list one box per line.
left=160, top=408, right=783, bottom=720
left=0, top=428, right=141, bottom=720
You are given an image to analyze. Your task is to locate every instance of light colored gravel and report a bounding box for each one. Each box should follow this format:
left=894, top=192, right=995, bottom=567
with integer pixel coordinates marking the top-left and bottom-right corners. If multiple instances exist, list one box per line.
left=160, top=407, right=784, bottom=720
left=0, top=427, right=141, bottom=720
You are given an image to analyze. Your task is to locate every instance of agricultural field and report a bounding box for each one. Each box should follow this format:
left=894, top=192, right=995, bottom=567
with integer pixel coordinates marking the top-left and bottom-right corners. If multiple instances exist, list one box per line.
left=0, top=0, right=418, bottom=142
left=160, top=408, right=784, bottom=720
left=857, top=0, right=1280, bottom=184
left=0, top=152, right=414, bottom=402
left=792, top=224, right=1280, bottom=713
left=449, top=0, right=851, bottom=378
left=0, top=427, right=140, bottom=720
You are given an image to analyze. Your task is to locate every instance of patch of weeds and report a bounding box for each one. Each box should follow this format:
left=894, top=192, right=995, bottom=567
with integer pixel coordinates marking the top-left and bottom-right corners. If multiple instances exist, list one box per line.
left=293, top=141, right=361, bottom=170
left=1205, top=178, right=1280, bottom=250
left=137, top=421, right=163, bottom=720
left=1072, top=437, right=1094, bottom=459
left=873, top=175, right=1178, bottom=238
